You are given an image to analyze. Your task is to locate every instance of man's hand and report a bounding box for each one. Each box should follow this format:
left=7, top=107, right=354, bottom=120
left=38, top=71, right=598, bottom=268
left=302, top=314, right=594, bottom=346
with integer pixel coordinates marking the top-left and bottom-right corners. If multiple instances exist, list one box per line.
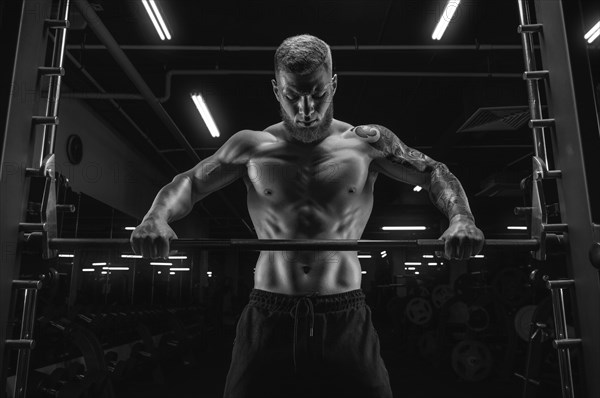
left=130, top=217, right=178, bottom=259
left=438, top=215, right=485, bottom=260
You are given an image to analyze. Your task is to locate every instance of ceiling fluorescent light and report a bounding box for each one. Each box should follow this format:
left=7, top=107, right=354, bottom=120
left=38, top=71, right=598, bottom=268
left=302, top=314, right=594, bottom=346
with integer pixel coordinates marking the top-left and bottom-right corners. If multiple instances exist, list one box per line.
left=585, top=20, right=600, bottom=43
left=382, top=226, right=426, bottom=231
left=150, top=262, right=173, bottom=266
left=405, top=262, right=421, bottom=266
left=432, top=0, right=461, bottom=40
left=507, top=226, right=527, bottom=230
left=124, top=226, right=136, bottom=231
left=82, top=268, right=95, bottom=272
left=141, top=0, right=170, bottom=40
left=149, top=0, right=171, bottom=40
left=121, top=254, right=142, bottom=259
left=413, top=185, right=422, bottom=192
left=168, top=255, right=188, bottom=260
left=191, top=93, right=221, bottom=138
left=170, top=268, right=190, bottom=271
left=358, top=254, right=372, bottom=259
left=92, top=262, right=107, bottom=266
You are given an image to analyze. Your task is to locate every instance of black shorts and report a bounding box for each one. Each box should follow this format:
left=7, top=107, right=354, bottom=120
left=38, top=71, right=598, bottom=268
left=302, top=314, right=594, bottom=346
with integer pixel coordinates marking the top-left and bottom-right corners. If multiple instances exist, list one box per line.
left=223, top=289, right=393, bottom=398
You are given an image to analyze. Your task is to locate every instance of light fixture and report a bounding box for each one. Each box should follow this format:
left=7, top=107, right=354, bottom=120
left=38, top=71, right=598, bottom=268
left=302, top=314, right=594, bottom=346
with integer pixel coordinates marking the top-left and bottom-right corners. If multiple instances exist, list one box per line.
left=191, top=93, right=220, bottom=138
left=413, top=185, right=423, bottom=192
left=169, top=271, right=176, bottom=275
left=141, top=0, right=171, bottom=40
left=92, top=262, right=107, bottom=266
left=170, top=268, right=190, bottom=271
left=101, top=271, right=108, bottom=275
left=121, top=254, right=142, bottom=259
left=423, top=254, right=434, bottom=258
left=59, top=253, right=74, bottom=258
left=507, top=226, right=527, bottom=230
left=405, top=262, right=421, bottom=266
left=381, top=251, right=387, bottom=258
left=415, top=271, right=420, bottom=275
left=102, top=267, right=130, bottom=271
left=358, top=254, right=372, bottom=259
left=150, top=262, right=173, bottom=266
left=168, top=255, right=188, bottom=260
left=585, top=20, right=600, bottom=43
left=382, top=226, right=426, bottom=231
left=428, top=262, right=437, bottom=266
left=82, top=268, right=95, bottom=272
left=473, top=254, right=485, bottom=258
left=124, top=226, right=136, bottom=231
left=432, top=0, right=461, bottom=40
left=157, top=271, right=162, bottom=274
left=361, top=271, right=367, bottom=275
left=407, top=267, right=416, bottom=271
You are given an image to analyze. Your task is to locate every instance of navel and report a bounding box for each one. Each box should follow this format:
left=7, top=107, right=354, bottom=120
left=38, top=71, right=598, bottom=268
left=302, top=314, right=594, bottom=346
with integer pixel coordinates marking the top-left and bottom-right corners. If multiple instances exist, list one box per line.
left=348, top=186, right=357, bottom=193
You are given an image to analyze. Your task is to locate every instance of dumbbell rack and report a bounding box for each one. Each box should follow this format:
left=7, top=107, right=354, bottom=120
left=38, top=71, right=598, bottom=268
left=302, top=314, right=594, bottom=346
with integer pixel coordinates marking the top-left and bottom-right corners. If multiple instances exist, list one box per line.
left=517, top=1, right=600, bottom=398
left=0, top=0, right=71, bottom=397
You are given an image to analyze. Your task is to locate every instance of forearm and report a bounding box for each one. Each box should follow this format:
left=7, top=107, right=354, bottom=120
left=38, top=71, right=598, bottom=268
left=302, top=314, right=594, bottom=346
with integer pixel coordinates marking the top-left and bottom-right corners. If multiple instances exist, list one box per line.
left=429, top=163, right=474, bottom=223
left=143, top=175, right=195, bottom=223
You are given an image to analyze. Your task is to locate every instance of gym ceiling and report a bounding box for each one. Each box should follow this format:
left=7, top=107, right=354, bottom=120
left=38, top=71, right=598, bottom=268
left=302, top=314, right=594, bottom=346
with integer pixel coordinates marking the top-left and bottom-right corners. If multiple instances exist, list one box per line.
left=61, top=0, right=600, bottom=238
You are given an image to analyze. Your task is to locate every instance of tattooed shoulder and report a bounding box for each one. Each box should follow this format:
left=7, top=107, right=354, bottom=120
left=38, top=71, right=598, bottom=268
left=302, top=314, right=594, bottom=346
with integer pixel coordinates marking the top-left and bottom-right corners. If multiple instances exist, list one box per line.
left=354, top=124, right=436, bottom=173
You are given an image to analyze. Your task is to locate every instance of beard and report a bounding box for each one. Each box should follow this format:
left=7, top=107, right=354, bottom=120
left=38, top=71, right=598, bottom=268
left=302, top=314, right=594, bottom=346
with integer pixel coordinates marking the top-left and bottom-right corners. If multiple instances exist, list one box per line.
left=280, top=103, right=334, bottom=144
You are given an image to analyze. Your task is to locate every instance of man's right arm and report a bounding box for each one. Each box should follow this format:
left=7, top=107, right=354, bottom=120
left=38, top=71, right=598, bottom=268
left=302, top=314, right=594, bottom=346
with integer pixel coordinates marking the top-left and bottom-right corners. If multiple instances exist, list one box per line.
left=130, top=130, right=257, bottom=258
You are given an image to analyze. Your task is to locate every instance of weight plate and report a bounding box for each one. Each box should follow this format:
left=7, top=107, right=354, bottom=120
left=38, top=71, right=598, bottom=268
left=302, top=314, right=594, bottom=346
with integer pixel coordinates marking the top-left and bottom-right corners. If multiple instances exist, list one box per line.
left=451, top=340, right=493, bottom=382
left=432, top=284, right=454, bottom=308
left=467, top=306, right=490, bottom=332
left=514, top=305, right=537, bottom=341
left=405, top=297, right=433, bottom=326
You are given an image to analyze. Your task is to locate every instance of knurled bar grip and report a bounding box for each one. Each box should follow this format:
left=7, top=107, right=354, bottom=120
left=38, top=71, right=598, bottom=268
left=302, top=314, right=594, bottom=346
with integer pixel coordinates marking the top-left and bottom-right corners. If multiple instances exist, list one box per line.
left=49, top=238, right=540, bottom=251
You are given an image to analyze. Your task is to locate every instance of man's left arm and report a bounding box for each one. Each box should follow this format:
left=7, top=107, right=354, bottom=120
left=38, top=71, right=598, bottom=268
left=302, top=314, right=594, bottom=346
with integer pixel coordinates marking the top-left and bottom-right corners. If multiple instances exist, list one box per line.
left=354, top=124, right=485, bottom=259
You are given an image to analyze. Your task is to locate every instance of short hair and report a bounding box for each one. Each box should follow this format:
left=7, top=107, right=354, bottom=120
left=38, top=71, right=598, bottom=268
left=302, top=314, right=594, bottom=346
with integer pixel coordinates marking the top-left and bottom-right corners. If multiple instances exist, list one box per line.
left=274, top=34, right=332, bottom=78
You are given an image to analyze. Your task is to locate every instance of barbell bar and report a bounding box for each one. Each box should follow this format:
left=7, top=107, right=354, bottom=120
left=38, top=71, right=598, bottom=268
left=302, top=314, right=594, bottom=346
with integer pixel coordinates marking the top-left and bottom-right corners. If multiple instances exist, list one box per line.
left=49, top=238, right=540, bottom=251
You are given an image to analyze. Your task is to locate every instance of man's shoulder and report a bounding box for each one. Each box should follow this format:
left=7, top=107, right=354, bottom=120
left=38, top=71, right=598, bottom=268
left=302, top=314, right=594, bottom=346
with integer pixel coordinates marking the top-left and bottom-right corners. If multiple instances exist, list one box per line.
left=216, top=129, right=278, bottom=164
left=229, top=128, right=279, bottom=146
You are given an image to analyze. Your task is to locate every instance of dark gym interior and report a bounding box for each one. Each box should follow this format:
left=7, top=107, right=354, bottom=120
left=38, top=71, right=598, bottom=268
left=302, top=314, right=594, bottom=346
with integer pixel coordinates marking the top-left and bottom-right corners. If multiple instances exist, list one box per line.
left=1, top=0, right=600, bottom=397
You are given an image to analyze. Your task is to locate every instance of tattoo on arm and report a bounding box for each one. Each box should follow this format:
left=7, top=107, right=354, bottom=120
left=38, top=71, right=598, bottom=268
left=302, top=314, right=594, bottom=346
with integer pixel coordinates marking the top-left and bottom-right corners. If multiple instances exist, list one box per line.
left=356, top=124, right=474, bottom=222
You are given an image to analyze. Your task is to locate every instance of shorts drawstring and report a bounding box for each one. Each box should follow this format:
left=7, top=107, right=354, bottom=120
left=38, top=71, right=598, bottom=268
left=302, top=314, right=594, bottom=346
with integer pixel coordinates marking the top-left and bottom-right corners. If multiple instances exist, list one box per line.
left=290, top=293, right=317, bottom=373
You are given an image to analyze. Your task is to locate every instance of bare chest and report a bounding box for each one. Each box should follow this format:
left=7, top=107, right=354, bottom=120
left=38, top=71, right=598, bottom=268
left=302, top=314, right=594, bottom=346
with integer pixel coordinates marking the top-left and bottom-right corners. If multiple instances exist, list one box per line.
left=245, top=140, right=374, bottom=201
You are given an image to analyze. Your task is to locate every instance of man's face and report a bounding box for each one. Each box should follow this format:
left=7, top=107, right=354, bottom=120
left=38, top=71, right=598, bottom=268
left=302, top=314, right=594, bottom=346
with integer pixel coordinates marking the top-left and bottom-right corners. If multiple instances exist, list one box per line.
left=272, top=66, right=337, bottom=144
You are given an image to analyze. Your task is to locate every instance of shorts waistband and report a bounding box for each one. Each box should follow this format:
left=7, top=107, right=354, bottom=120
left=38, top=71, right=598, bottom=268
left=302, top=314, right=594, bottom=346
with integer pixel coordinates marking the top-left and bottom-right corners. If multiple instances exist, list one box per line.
left=248, top=288, right=365, bottom=313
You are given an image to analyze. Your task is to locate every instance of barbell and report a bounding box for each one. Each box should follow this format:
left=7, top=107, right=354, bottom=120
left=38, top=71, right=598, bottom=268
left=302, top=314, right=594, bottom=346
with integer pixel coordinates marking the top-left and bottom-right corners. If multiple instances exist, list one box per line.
left=48, top=238, right=541, bottom=251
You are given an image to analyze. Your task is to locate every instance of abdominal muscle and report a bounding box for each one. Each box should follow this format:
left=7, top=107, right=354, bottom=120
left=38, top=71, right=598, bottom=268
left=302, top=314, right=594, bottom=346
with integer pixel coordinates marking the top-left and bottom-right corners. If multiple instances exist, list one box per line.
left=250, top=204, right=367, bottom=295
left=253, top=249, right=363, bottom=295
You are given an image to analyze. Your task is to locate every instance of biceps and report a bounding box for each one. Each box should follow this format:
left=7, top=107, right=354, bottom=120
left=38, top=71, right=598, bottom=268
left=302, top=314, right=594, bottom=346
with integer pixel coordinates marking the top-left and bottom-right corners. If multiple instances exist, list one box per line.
left=184, top=157, right=245, bottom=201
